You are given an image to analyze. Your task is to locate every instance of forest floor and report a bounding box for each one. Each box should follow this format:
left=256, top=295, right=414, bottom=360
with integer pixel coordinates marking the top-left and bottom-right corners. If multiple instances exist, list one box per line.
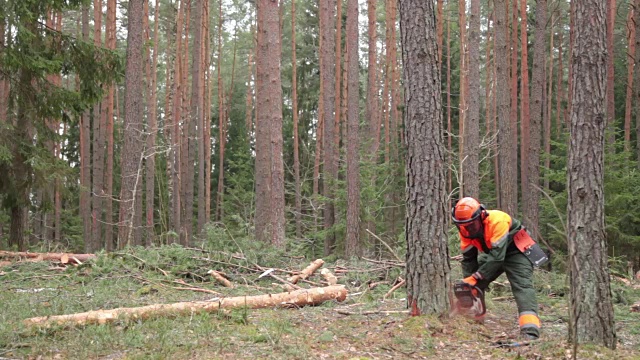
left=0, top=243, right=639, bottom=359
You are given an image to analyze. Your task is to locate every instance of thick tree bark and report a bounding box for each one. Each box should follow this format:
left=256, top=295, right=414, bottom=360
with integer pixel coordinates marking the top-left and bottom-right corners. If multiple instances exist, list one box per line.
left=567, top=0, right=616, bottom=348
left=496, top=0, right=516, bottom=214
left=321, top=0, right=337, bottom=255
left=255, top=0, right=285, bottom=246
left=464, top=0, right=480, bottom=199
left=526, top=0, right=547, bottom=241
left=25, top=286, right=348, bottom=328
left=118, top=0, right=145, bottom=247
left=344, top=0, right=360, bottom=257
left=399, top=0, right=451, bottom=316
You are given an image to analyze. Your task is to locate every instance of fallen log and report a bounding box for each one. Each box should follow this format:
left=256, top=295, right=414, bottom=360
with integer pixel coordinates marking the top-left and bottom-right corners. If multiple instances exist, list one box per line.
left=288, top=259, right=324, bottom=284
left=320, top=268, right=338, bottom=285
left=24, top=285, right=348, bottom=328
left=0, top=251, right=96, bottom=265
left=207, top=270, right=234, bottom=288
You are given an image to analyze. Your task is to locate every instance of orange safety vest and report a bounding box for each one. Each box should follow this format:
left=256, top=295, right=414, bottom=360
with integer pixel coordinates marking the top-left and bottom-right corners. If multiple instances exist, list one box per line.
left=459, top=210, right=516, bottom=254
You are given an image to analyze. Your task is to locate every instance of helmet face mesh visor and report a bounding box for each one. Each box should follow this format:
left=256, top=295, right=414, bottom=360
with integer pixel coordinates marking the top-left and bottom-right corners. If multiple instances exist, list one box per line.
left=454, top=215, right=483, bottom=238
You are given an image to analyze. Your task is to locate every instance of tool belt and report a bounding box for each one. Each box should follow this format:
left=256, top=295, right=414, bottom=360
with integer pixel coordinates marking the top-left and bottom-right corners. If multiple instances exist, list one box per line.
left=513, top=228, right=549, bottom=267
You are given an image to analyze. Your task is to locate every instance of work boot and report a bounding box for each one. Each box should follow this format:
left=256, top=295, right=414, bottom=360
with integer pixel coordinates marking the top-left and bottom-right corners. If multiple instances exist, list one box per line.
left=520, top=330, right=539, bottom=341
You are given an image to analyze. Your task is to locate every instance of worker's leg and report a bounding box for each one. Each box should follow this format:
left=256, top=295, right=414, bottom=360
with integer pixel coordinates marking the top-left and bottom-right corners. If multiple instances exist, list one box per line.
left=504, top=251, right=540, bottom=338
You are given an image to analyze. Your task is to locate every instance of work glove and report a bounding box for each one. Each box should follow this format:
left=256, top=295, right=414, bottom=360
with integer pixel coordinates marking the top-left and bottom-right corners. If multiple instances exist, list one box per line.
left=462, top=275, right=478, bottom=287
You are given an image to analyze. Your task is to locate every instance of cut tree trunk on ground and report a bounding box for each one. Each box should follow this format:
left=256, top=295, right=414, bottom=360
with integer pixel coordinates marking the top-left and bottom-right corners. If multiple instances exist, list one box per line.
left=207, top=269, right=233, bottom=288
left=0, top=251, right=96, bottom=264
left=288, top=259, right=324, bottom=284
left=24, top=285, right=348, bottom=328
left=320, top=268, right=338, bottom=285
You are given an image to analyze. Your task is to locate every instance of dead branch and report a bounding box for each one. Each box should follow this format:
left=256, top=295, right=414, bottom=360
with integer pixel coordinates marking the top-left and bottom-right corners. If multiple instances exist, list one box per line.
left=335, top=309, right=409, bottom=316
left=287, top=259, right=324, bottom=284
left=383, top=278, right=406, bottom=300
left=24, top=285, right=348, bottom=328
left=207, top=270, right=234, bottom=288
left=365, top=229, right=403, bottom=263
left=362, top=257, right=405, bottom=267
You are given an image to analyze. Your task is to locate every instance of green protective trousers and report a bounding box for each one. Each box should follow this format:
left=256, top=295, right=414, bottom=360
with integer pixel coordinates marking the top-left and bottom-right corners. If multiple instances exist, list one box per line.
left=462, top=245, right=540, bottom=337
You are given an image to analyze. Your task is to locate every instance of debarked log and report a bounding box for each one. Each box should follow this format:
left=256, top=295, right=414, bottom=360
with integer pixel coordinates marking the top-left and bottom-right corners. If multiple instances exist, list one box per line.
left=0, top=251, right=96, bottom=264
left=24, top=285, right=348, bottom=328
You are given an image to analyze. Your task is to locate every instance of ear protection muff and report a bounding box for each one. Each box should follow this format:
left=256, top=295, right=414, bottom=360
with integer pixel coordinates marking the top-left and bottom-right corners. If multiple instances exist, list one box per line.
left=451, top=202, right=487, bottom=222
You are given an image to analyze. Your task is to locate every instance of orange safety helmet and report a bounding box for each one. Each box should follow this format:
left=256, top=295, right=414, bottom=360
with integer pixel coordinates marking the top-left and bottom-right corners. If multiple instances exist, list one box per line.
left=452, top=197, right=486, bottom=238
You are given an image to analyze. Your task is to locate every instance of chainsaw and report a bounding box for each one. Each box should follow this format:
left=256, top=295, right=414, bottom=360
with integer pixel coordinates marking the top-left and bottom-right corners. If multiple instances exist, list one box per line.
left=452, top=282, right=486, bottom=319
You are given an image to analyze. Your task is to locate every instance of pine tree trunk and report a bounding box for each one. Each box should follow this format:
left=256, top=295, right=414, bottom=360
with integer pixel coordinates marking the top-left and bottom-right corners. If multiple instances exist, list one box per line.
left=447, top=15, right=453, bottom=209
left=366, top=0, right=378, bottom=157
left=170, top=0, right=184, bottom=246
left=634, top=0, right=640, bottom=164
left=567, top=0, right=616, bottom=347
left=104, top=0, right=116, bottom=251
left=190, top=0, right=204, bottom=238
left=496, top=0, right=516, bottom=214
left=292, top=0, right=302, bottom=240
left=345, top=0, right=360, bottom=257
left=118, top=0, right=145, bottom=247
left=557, top=31, right=565, bottom=136
left=437, top=0, right=444, bottom=65
left=519, top=0, right=530, bottom=215
left=321, top=0, right=337, bottom=255
left=464, top=0, right=480, bottom=199
left=458, top=0, right=467, bottom=196
left=625, top=9, right=635, bottom=152
left=179, top=3, right=191, bottom=246
left=545, top=13, right=554, bottom=190
left=606, top=0, right=616, bottom=147
left=91, top=0, right=105, bottom=252
left=145, top=0, right=160, bottom=247
left=527, top=0, right=546, bottom=241
left=245, top=52, right=254, bottom=136
left=255, top=0, right=285, bottom=246
left=399, top=0, right=451, bottom=316
left=334, top=0, right=342, bottom=160
left=80, top=5, right=92, bottom=252
left=216, top=0, right=225, bottom=222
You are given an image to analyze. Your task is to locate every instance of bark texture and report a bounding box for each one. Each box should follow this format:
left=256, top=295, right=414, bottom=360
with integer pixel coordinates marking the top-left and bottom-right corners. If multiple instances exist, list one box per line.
left=255, top=0, right=285, bottom=246
left=399, top=0, right=451, bottom=316
left=345, top=0, right=360, bottom=257
left=464, top=0, right=480, bottom=199
left=567, top=0, right=616, bottom=348
left=496, top=0, right=516, bottom=214
left=320, top=0, right=337, bottom=255
left=526, top=0, right=547, bottom=241
left=118, top=0, right=145, bottom=247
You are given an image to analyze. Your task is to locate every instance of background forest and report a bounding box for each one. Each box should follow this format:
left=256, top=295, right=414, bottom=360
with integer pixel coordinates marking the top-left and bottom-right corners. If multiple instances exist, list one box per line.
left=1, top=0, right=639, bottom=277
